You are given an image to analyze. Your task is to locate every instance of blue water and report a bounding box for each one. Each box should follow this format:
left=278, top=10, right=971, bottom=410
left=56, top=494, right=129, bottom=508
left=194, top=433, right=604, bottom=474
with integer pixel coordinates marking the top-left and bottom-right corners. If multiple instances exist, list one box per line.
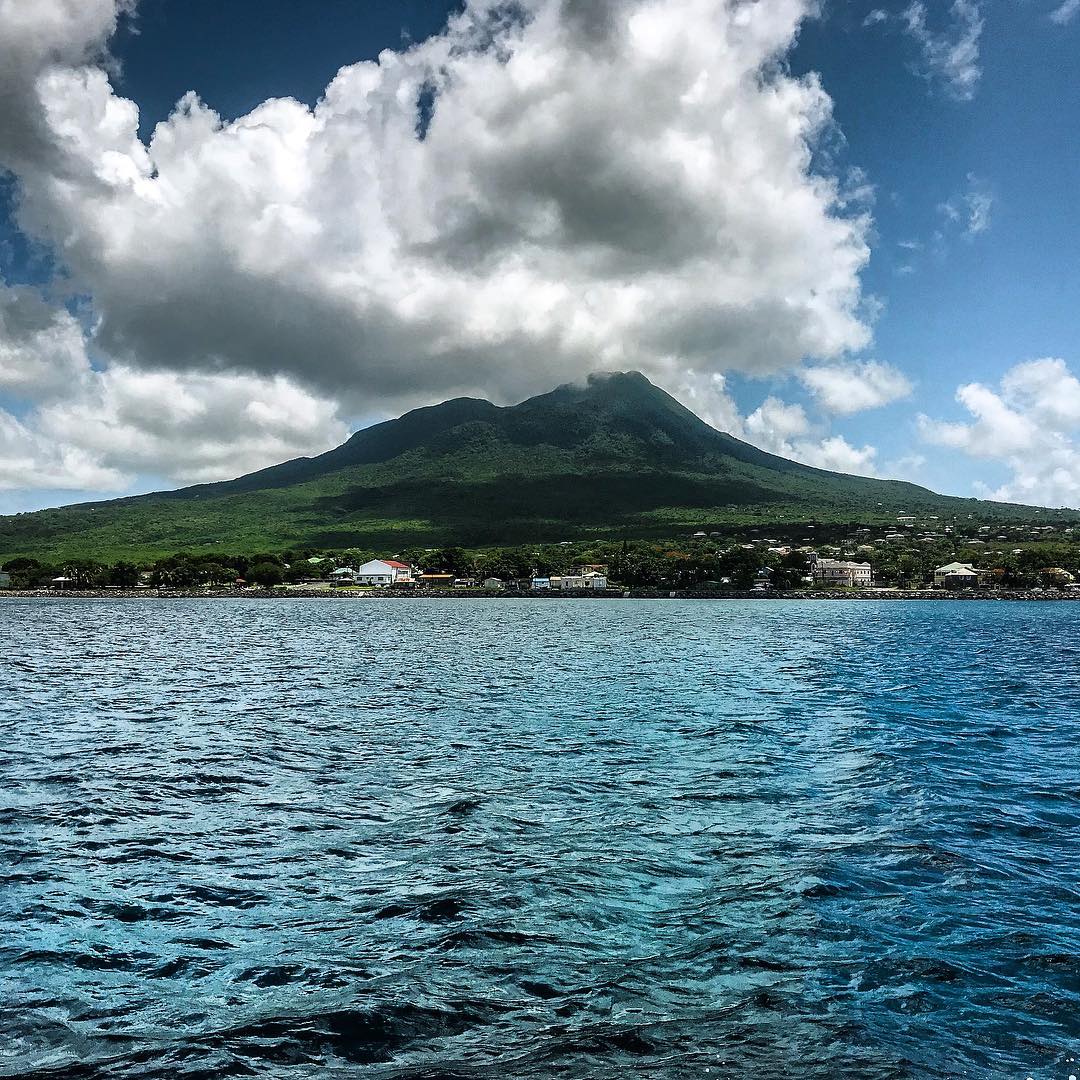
left=2, top=598, right=1079, bottom=1079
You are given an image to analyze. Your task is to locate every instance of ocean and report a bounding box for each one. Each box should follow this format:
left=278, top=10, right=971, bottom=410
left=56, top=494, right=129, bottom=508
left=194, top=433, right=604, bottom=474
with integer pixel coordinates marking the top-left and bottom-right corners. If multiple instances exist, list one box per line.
left=2, top=598, right=1079, bottom=1078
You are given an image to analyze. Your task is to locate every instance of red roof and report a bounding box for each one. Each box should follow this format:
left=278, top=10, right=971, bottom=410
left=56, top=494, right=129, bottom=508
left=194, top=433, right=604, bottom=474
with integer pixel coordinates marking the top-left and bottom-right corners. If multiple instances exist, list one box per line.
left=384, top=560, right=410, bottom=569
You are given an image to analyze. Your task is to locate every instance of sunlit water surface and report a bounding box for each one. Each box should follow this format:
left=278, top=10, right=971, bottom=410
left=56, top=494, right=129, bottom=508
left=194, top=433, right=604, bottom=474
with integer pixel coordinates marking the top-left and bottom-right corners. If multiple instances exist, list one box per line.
left=2, top=598, right=1079, bottom=1079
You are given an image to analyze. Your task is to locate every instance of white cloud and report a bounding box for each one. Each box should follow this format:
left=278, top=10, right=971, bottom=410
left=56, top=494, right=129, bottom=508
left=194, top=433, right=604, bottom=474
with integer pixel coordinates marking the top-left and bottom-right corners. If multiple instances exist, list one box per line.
left=0, top=409, right=126, bottom=491
left=0, top=0, right=131, bottom=171
left=0, top=281, right=348, bottom=492
left=0, top=0, right=873, bottom=434
left=670, top=369, right=747, bottom=435
left=918, top=357, right=1080, bottom=507
left=0, top=285, right=92, bottom=400
left=902, top=0, right=983, bottom=101
left=36, top=367, right=349, bottom=486
left=862, top=9, right=889, bottom=27
left=1050, top=0, right=1080, bottom=25
left=799, top=359, right=913, bottom=414
left=796, top=434, right=879, bottom=474
left=745, top=395, right=812, bottom=443
left=743, top=395, right=881, bottom=476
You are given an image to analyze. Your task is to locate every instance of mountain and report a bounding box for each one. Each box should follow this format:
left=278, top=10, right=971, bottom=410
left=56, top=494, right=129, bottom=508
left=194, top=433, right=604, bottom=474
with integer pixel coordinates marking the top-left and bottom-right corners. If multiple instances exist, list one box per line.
left=0, top=371, right=1067, bottom=561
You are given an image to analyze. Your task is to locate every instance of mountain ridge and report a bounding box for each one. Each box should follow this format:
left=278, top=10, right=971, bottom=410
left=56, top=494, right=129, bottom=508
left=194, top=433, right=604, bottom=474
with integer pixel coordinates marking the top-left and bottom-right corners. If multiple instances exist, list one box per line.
left=0, top=371, right=1071, bottom=561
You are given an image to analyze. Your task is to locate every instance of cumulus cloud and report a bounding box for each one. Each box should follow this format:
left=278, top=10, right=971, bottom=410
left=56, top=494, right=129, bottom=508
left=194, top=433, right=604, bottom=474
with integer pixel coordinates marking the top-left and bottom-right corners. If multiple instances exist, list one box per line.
left=1, top=0, right=872, bottom=428
left=661, top=372, right=885, bottom=477
left=36, top=367, right=349, bottom=486
left=902, top=0, right=983, bottom=101
left=0, top=285, right=91, bottom=400
left=0, top=410, right=126, bottom=492
left=919, top=358, right=1080, bottom=507
left=0, top=282, right=347, bottom=492
left=0, top=0, right=131, bottom=170
left=799, top=359, right=913, bottom=414
left=742, top=396, right=881, bottom=475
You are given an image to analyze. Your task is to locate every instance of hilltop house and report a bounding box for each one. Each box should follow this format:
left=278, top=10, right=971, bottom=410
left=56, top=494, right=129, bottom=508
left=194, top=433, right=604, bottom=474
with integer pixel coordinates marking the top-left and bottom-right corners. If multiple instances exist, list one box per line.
left=933, top=562, right=983, bottom=588
left=812, top=558, right=873, bottom=587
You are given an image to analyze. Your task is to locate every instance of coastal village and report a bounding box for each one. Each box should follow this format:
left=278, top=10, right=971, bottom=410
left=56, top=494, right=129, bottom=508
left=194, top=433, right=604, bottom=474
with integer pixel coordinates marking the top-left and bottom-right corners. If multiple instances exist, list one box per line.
left=2, top=510, right=1079, bottom=595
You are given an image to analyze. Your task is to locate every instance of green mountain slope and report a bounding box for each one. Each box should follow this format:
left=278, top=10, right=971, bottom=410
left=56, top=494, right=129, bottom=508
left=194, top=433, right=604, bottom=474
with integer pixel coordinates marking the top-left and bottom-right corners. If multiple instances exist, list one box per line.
left=0, top=371, right=1069, bottom=561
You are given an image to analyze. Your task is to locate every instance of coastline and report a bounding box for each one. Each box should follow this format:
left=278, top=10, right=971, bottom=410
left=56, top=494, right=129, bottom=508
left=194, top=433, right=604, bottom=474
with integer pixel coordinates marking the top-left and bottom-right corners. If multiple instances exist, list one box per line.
left=2, top=587, right=1078, bottom=601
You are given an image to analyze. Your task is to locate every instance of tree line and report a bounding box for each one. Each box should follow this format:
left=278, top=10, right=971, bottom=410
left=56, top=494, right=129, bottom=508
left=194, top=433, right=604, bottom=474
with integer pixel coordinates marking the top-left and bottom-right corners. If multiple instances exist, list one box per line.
left=3, top=534, right=1078, bottom=590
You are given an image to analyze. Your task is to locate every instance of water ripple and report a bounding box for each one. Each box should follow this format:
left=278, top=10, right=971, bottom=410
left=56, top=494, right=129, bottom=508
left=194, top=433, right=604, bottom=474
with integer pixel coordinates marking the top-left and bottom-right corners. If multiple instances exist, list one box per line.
left=2, top=598, right=1079, bottom=1078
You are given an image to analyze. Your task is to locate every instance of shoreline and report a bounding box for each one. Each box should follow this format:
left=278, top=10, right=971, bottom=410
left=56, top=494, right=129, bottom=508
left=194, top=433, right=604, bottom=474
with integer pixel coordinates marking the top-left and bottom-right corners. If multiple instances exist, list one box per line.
left=2, top=587, right=1078, bottom=602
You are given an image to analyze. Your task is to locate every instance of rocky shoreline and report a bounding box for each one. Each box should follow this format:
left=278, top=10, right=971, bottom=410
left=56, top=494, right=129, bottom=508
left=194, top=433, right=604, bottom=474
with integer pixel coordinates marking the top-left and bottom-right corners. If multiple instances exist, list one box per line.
left=2, top=587, right=1077, bottom=601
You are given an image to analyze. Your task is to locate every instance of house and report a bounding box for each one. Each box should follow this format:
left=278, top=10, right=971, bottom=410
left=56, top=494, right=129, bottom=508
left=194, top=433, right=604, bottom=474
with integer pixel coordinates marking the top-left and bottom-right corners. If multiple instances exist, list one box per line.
left=331, top=566, right=359, bottom=584
left=531, top=577, right=551, bottom=590
left=418, top=573, right=454, bottom=587
left=482, top=577, right=504, bottom=590
left=555, top=575, right=588, bottom=589
left=583, top=572, right=608, bottom=589
left=355, top=559, right=414, bottom=586
left=933, top=562, right=982, bottom=587
left=812, top=558, right=873, bottom=587
left=1041, top=567, right=1076, bottom=585
left=0, top=571, right=10, bottom=589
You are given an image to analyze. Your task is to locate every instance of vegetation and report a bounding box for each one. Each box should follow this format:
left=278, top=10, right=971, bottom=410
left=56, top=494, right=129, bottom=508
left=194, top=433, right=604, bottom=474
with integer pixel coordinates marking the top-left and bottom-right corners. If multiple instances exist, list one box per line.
left=0, top=371, right=1075, bottom=564
left=5, top=518, right=1079, bottom=593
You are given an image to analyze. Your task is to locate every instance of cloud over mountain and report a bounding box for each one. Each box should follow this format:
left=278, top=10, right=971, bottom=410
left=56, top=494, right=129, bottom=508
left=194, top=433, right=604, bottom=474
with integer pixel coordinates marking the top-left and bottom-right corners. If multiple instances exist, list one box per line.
left=0, top=0, right=879, bottom=496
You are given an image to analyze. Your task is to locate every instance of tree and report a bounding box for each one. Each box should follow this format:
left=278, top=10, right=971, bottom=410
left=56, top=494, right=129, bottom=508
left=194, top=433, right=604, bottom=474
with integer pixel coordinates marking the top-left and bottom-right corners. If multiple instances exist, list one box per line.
left=62, top=560, right=107, bottom=589
left=108, top=561, right=140, bottom=588
left=3, top=557, right=43, bottom=588
left=715, top=546, right=764, bottom=588
left=248, top=560, right=284, bottom=588
left=199, top=562, right=233, bottom=586
left=420, top=547, right=473, bottom=576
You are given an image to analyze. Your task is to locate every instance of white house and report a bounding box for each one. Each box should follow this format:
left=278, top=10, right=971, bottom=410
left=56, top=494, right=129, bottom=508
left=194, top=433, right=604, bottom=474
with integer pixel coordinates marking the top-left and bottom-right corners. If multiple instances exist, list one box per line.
left=356, top=559, right=414, bottom=586
left=531, top=577, right=551, bottom=590
left=544, top=573, right=609, bottom=590
left=812, top=558, right=873, bottom=587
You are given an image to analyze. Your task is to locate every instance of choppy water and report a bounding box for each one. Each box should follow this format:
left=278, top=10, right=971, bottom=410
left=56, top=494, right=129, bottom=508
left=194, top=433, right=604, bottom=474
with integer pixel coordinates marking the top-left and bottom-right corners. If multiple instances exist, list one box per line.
left=2, top=598, right=1079, bottom=1079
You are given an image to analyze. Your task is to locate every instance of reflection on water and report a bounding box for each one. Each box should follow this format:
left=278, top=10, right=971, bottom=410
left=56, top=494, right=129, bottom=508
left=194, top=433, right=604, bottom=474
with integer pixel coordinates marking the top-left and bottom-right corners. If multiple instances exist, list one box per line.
left=2, top=598, right=1079, bottom=1078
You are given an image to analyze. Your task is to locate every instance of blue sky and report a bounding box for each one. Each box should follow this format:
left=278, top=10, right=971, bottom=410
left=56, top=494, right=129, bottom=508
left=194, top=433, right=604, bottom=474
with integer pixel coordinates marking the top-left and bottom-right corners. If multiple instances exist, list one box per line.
left=0, top=0, right=1078, bottom=511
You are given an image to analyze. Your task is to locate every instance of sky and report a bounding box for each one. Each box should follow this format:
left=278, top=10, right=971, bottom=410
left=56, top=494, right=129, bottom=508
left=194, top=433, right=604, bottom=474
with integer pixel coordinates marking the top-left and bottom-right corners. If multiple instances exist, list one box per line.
left=0, top=0, right=1078, bottom=513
